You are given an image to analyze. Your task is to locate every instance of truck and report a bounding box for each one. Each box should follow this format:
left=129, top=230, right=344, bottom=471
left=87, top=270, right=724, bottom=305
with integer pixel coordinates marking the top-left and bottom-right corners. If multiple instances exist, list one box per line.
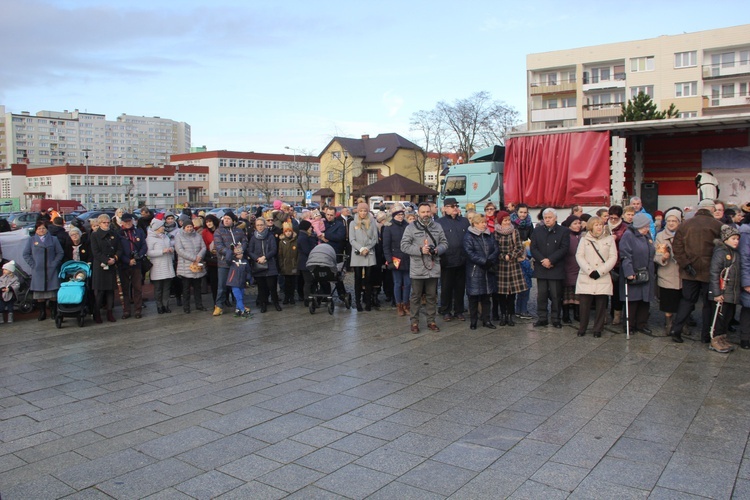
left=438, top=145, right=504, bottom=213
left=29, top=199, right=87, bottom=214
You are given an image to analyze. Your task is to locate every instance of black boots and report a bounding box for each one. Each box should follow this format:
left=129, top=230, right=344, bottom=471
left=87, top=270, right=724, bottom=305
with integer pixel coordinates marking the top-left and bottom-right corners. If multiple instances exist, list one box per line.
left=562, top=305, right=572, bottom=324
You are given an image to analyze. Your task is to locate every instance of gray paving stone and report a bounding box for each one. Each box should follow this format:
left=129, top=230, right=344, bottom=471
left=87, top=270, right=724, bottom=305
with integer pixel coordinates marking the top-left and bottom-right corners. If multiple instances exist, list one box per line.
left=657, top=452, right=739, bottom=499
left=242, top=412, right=322, bottom=444
left=530, top=461, right=589, bottom=492
left=398, top=459, right=478, bottom=496
left=176, top=434, right=267, bottom=469
left=0, top=473, right=76, bottom=500
left=199, top=405, right=280, bottom=435
left=550, top=430, right=619, bottom=469
left=173, top=470, right=244, bottom=499
left=291, top=425, right=348, bottom=448
left=328, top=432, right=387, bottom=456
left=54, top=448, right=154, bottom=490
left=451, top=469, right=527, bottom=499
left=136, top=425, right=224, bottom=460
left=607, top=436, right=675, bottom=467
left=569, top=476, right=650, bottom=499
left=313, top=463, right=395, bottom=499
left=368, top=480, right=445, bottom=500
left=508, top=479, right=570, bottom=499
left=487, top=409, right=549, bottom=433
left=218, top=454, right=282, bottom=482
left=588, top=456, right=664, bottom=491
left=296, top=394, right=369, bottom=420
left=285, top=484, right=351, bottom=499
left=461, top=424, right=528, bottom=451
left=214, top=480, right=287, bottom=499
left=431, top=441, right=504, bottom=472
left=295, top=446, right=357, bottom=474
left=256, top=463, right=326, bottom=493
left=389, top=432, right=452, bottom=458
left=255, top=438, right=316, bottom=464
left=97, top=458, right=203, bottom=498
left=354, top=446, right=426, bottom=476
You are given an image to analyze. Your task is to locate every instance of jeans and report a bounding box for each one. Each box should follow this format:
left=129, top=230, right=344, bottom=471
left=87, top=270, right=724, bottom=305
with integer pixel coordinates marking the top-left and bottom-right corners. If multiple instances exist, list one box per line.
left=215, top=266, right=229, bottom=308
left=410, top=277, right=438, bottom=325
left=232, top=287, right=245, bottom=311
left=392, top=270, right=411, bottom=304
left=516, top=289, right=530, bottom=314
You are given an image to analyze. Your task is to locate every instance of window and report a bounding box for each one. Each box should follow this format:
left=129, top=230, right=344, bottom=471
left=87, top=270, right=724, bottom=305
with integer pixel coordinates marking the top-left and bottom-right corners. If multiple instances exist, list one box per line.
left=229, top=159, right=237, bottom=168
left=675, top=81, right=698, bottom=97
left=327, top=171, right=336, bottom=182
left=219, top=174, right=227, bottom=182
left=740, top=82, right=748, bottom=97
left=561, top=97, right=576, bottom=107
left=247, top=174, right=255, bottom=182
left=679, top=111, right=698, bottom=118
left=444, top=176, right=466, bottom=196
left=543, top=99, right=558, bottom=109
left=229, top=174, right=237, bottom=182
left=272, top=175, right=280, bottom=183
left=367, top=172, right=378, bottom=185
left=264, top=161, right=272, bottom=169
left=630, top=56, right=654, bottom=72
left=374, top=147, right=386, bottom=153
left=543, top=72, right=557, bottom=85
left=591, top=67, right=610, bottom=83
left=238, top=160, right=245, bottom=168
left=238, top=174, right=246, bottom=182
left=219, top=158, right=227, bottom=167
left=630, top=85, right=654, bottom=98
left=70, top=175, right=81, bottom=186
left=722, top=83, right=735, bottom=98
left=674, top=51, right=697, bottom=68
left=280, top=175, right=288, bottom=183
left=567, top=71, right=576, bottom=83
left=332, top=151, right=341, bottom=160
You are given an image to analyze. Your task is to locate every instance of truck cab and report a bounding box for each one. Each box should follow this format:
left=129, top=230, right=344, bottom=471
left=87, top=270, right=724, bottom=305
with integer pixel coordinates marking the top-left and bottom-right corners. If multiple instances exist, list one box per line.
left=439, top=145, right=504, bottom=213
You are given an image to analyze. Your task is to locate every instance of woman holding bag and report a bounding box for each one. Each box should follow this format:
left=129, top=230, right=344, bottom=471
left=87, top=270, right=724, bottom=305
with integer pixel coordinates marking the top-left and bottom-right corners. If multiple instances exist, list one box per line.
left=248, top=217, right=280, bottom=312
left=619, top=213, right=656, bottom=335
left=575, top=216, right=617, bottom=337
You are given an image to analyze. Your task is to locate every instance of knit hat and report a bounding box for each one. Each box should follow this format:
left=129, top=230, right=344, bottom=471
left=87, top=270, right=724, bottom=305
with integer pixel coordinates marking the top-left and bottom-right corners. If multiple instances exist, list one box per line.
left=150, top=218, right=165, bottom=231
left=178, top=214, right=191, bottom=227
left=654, top=210, right=664, bottom=218
left=224, top=211, right=238, bottom=222
left=164, top=211, right=175, bottom=220
left=496, top=211, right=510, bottom=223
left=2, top=260, right=16, bottom=274
left=562, top=214, right=580, bottom=228
left=273, top=200, right=282, bottom=210
left=721, top=224, right=740, bottom=242
left=299, top=220, right=312, bottom=232
left=665, top=209, right=682, bottom=222
left=121, top=213, right=134, bottom=222
left=390, top=204, right=405, bottom=216
left=632, top=213, right=650, bottom=229
left=698, top=199, right=715, bottom=209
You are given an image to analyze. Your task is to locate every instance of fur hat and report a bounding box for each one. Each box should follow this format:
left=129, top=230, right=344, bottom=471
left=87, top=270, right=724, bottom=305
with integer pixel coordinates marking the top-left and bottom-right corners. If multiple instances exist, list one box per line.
left=2, top=260, right=16, bottom=273
left=721, top=224, right=740, bottom=242
left=150, top=218, right=165, bottom=231
left=632, top=213, right=650, bottom=229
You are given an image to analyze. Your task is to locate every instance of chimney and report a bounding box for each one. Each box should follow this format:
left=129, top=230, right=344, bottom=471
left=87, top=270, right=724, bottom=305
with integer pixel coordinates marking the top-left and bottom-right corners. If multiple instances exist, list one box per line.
left=361, top=134, right=369, bottom=140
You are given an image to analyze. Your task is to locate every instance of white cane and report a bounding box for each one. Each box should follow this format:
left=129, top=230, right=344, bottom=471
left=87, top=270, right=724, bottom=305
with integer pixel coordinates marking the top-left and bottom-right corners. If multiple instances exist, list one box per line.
left=709, top=300, right=722, bottom=340
left=624, top=280, right=630, bottom=340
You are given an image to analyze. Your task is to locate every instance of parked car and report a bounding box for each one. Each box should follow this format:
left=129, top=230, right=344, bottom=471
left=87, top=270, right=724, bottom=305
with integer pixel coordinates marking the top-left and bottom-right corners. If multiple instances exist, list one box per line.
left=75, top=210, right=116, bottom=231
left=6, top=212, right=38, bottom=231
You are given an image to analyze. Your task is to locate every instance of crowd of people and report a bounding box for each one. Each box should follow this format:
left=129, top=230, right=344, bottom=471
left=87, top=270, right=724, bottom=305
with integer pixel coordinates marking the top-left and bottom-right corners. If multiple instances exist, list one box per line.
left=7, top=196, right=750, bottom=354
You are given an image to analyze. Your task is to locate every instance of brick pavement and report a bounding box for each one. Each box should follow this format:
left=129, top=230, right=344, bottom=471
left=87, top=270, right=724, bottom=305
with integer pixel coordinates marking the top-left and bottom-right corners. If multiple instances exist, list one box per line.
left=1, top=292, right=749, bottom=499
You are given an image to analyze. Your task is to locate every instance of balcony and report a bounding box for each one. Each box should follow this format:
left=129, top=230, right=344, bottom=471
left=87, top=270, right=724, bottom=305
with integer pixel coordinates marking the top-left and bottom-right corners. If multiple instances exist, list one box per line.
left=582, top=102, right=623, bottom=119
left=703, top=62, right=750, bottom=80
left=582, top=73, right=626, bottom=92
left=531, top=106, right=577, bottom=123
left=529, top=80, right=576, bottom=96
left=702, top=94, right=750, bottom=109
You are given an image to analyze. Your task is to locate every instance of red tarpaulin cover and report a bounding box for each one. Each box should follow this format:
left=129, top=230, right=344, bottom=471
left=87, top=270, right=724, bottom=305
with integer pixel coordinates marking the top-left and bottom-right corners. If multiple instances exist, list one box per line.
left=504, top=131, right=611, bottom=207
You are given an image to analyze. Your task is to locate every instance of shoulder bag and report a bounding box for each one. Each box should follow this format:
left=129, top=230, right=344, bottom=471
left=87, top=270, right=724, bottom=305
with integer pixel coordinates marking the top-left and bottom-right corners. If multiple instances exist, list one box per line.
left=251, top=240, right=268, bottom=274
left=589, top=240, right=618, bottom=282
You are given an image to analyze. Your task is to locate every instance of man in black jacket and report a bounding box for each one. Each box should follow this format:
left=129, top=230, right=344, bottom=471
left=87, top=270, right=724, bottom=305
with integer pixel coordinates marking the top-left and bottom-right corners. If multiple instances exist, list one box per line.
left=437, top=198, right=470, bottom=321
left=530, top=208, right=569, bottom=328
left=118, top=213, right=147, bottom=319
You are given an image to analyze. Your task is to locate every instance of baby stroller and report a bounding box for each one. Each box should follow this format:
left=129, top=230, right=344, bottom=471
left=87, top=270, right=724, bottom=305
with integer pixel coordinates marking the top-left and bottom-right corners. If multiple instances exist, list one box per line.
left=11, top=266, right=35, bottom=314
left=306, top=245, right=352, bottom=315
left=55, top=260, right=91, bottom=328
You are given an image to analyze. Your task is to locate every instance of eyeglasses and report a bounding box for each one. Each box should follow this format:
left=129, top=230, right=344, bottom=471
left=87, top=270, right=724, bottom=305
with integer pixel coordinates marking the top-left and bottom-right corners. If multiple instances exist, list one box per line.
left=484, top=207, right=495, bottom=211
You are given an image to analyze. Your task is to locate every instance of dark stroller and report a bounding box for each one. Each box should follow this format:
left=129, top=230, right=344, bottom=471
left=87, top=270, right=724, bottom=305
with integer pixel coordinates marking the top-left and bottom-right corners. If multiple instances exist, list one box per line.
left=11, top=266, right=35, bottom=314
left=55, top=260, right=91, bottom=328
left=306, top=244, right=352, bottom=314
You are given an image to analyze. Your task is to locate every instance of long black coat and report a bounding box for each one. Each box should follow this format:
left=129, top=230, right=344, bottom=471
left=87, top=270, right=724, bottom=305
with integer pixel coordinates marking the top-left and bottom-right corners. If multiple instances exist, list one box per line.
left=530, top=223, right=570, bottom=280
left=90, top=228, right=121, bottom=291
left=382, top=219, right=410, bottom=273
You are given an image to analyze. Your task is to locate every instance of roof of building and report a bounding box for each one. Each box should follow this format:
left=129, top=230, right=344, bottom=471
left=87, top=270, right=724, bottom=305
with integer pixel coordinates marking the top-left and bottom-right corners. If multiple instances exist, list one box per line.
left=358, top=173, right=438, bottom=197
left=320, top=133, right=423, bottom=163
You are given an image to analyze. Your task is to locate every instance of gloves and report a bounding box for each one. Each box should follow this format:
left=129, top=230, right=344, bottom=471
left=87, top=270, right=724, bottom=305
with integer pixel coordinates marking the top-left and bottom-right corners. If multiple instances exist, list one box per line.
left=684, top=264, right=697, bottom=277
left=589, top=270, right=600, bottom=280
left=482, top=261, right=493, bottom=270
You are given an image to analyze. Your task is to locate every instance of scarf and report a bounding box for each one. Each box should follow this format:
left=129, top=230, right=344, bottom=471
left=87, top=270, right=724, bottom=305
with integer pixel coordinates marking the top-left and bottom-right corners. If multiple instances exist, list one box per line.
left=608, top=219, right=622, bottom=232
left=254, top=228, right=269, bottom=239
left=661, top=226, right=675, bottom=240
left=468, top=226, right=490, bottom=236
left=511, top=213, right=532, bottom=229
left=497, top=223, right=514, bottom=235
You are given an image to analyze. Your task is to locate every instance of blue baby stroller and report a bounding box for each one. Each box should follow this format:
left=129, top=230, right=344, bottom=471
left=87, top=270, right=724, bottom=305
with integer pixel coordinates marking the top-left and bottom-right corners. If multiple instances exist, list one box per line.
left=55, top=261, right=91, bottom=328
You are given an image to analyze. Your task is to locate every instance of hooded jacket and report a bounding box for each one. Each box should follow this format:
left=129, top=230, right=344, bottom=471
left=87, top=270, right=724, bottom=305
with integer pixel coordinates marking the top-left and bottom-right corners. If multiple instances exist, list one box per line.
left=709, top=239, right=741, bottom=304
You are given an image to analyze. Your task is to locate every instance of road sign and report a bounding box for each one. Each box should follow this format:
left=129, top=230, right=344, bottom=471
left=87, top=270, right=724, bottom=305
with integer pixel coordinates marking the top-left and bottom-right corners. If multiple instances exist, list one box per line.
left=305, top=190, right=312, bottom=202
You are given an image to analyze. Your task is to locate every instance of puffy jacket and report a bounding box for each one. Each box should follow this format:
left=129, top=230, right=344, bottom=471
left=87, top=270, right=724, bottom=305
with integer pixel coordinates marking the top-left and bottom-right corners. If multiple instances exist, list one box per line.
left=672, top=209, right=722, bottom=282
left=740, top=224, right=750, bottom=308
left=247, top=230, right=278, bottom=277
left=619, top=226, right=655, bottom=302
left=213, top=224, right=248, bottom=269
left=437, top=215, right=470, bottom=268
left=278, top=232, right=299, bottom=275
left=708, top=239, right=741, bottom=304
left=147, top=229, right=176, bottom=281
left=174, top=229, right=207, bottom=278
left=297, top=230, right=316, bottom=272
left=463, top=227, right=499, bottom=296
left=530, top=223, right=569, bottom=280
left=401, top=219, right=448, bottom=279
left=382, top=218, right=410, bottom=272
left=575, top=231, right=617, bottom=296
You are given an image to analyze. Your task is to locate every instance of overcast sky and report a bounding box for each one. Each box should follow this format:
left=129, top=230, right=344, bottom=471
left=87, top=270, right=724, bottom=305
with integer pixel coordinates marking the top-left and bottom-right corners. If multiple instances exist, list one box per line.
left=1, top=0, right=748, bottom=155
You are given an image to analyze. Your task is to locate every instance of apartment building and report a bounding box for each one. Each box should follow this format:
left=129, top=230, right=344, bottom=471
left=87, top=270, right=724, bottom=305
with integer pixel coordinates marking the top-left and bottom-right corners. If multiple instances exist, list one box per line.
left=0, top=107, right=191, bottom=168
left=170, top=150, right=320, bottom=207
left=526, top=24, right=750, bottom=130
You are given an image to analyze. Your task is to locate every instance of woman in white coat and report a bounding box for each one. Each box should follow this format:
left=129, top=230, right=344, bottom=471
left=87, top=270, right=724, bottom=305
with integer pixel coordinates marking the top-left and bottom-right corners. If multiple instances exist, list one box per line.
left=349, top=202, right=378, bottom=311
left=147, top=218, right=176, bottom=313
left=575, top=216, right=617, bottom=337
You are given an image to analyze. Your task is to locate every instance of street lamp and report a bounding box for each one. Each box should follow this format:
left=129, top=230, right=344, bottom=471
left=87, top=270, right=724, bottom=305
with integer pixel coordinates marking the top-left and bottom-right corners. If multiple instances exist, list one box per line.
left=82, top=148, right=91, bottom=207
left=285, top=146, right=298, bottom=204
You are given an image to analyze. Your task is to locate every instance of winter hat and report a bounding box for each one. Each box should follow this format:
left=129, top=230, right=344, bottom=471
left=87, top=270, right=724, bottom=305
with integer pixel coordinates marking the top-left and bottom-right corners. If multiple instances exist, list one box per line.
left=561, top=214, right=580, bottom=228
left=654, top=210, right=664, bottom=218
left=150, top=218, right=165, bottom=231
left=2, top=260, right=16, bottom=273
left=496, top=211, right=510, bottom=223
left=121, top=213, right=134, bottom=222
left=282, top=222, right=293, bottom=232
left=299, top=220, right=312, bottom=232
left=721, top=224, right=740, bottom=242
left=390, top=204, right=405, bottom=217
left=164, top=211, right=175, bottom=220
left=224, top=211, right=238, bottom=223
left=665, top=209, right=682, bottom=222
left=698, top=199, right=715, bottom=209
left=273, top=200, right=282, bottom=210
left=178, top=214, right=191, bottom=227
left=632, top=213, right=650, bottom=229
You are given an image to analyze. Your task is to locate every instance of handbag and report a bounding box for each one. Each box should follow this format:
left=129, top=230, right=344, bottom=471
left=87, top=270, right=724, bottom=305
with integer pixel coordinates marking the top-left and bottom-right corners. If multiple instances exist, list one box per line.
left=251, top=240, right=268, bottom=274
left=627, top=267, right=650, bottom=285
left=588, top=240, right=617, bottom=281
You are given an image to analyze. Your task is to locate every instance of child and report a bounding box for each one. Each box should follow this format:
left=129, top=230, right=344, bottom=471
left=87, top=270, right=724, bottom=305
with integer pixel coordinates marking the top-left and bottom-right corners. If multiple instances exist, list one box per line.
left=226, top=246, right=252, bottom=318
left=0, top=260, right=21, bottom=323
left=708, top=225, right=741, bottom=353
left=516, top=241, right=534, bottom=319
left=277, top=222, right=299, bottom=304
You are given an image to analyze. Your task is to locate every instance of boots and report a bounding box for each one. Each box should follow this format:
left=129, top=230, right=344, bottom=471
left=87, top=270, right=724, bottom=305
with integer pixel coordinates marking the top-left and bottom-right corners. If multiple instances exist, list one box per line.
left=498, top=313, right=507, bottom=326
left=612, top=310, right=622, bottom=325
left=403, top=301, right=411, bottom=315
left=213, top=305, right=223, bottom=316
left=710, top=336, right=732, bottom=353
left=7, top=312, right=13, bottom=323
left=507, top=314, right=515, bottom=327
left=492, top=297, right=500, bottom=322
left=38, top=302, right=47, bottom=321
left=397, top=303, right=406, bottom=317
left=715, top=334, right=735, bottom=351
left=562, top=305, right=571, bottom=324
left=665, top=315, right=673, bottom=336
left=106, top=310, right=116, bottom=322
left=573, top=305, right=580, bottom=322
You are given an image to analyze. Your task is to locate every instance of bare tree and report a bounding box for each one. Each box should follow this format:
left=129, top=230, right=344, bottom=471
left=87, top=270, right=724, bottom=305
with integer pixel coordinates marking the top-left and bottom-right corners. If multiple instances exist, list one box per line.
left=409, top=109, right=446, bottom=184
left=251, top=173, right=273, bottom=204
left=480, top=102, right=520, bottom=147
left=327, top=149, right=357, bottom=205
left=287, top=149, right=317, bottom=207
